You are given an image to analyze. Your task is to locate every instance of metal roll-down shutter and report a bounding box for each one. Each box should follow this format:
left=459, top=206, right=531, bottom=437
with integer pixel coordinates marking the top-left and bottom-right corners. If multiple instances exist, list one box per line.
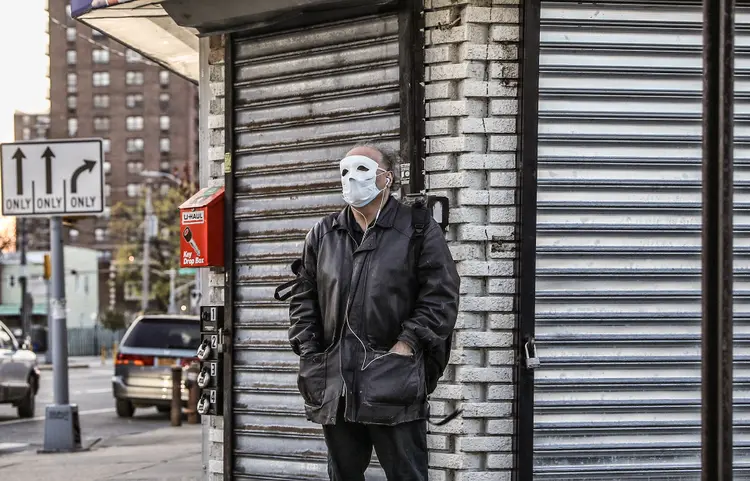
left=534, top=1, right=750, bottom=479
left=230, top=14, right=401, bottom=480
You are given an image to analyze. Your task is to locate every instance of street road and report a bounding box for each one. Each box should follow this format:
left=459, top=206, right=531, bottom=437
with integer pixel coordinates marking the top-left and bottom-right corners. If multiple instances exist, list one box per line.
left=0, top=361, right=172, bottom=453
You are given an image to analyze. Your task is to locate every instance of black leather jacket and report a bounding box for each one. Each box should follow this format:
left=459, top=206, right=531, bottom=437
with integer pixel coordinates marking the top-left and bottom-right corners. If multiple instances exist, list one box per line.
left=288, top=197, right=460, bottom=426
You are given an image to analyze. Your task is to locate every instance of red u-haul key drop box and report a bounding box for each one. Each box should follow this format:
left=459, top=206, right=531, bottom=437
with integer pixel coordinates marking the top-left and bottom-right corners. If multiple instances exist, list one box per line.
left=179, top=186, right=225, bottom=268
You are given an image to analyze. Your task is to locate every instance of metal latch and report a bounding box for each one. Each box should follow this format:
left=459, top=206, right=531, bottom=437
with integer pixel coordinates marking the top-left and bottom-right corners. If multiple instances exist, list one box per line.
left=524, top=338, right=540, bottom=370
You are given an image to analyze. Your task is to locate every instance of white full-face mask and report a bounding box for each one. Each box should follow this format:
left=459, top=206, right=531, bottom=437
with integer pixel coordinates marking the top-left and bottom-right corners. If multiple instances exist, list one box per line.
left=339, top=155, right=390, bottom=208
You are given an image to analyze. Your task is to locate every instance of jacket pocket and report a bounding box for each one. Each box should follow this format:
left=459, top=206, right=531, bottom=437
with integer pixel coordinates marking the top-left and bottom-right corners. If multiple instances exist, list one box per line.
left=298, top=352, right=327, bottom=406
left=362, top=351, right=423, bottom=406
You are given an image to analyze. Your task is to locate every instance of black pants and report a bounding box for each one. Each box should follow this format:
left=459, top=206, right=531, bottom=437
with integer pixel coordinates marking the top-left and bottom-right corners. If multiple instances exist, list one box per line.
left=323, top=400, right=428, bottom=481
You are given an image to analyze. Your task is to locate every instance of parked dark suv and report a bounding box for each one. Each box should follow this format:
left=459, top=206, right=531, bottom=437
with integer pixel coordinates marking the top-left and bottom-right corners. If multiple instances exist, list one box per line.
left=112, top=314, right=199, bottom=417
left=0, top=321, right=40, bottom=418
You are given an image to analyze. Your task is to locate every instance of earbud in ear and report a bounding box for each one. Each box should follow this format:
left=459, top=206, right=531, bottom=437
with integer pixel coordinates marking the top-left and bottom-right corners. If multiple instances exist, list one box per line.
left=386, top=177, right=391, bottom=186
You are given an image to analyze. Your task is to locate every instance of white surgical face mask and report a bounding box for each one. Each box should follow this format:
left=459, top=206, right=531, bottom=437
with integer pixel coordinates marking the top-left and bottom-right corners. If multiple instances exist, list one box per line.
left=339, top=155, right=389, bottom=208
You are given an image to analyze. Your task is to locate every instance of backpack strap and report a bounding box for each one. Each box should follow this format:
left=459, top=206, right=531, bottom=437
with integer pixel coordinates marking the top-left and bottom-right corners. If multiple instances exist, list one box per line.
left=409, top=199, right=430, bottom=270
left=274, top=258, right=307, bottom=302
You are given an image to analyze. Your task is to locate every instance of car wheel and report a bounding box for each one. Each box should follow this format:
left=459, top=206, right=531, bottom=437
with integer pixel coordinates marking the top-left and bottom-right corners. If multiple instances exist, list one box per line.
left=17, top=379, right=36, bottom=419
left=116, top=399, right=135, bottom=418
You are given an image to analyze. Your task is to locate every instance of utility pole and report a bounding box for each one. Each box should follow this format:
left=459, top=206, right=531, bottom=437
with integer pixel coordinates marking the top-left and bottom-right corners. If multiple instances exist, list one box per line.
left=168, top=268, right=176, bottom=314
left=19, top=218, right=29, bottom=343
left=142, top=185, right=152, bottom=312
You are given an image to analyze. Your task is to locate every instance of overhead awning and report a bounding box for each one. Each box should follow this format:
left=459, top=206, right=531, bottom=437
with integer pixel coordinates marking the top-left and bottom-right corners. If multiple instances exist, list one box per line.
left=71, top=0, right=199, bottom=83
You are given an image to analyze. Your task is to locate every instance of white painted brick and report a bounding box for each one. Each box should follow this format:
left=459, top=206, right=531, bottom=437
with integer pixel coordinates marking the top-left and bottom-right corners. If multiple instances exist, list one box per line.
left=489, top=313, right=515, bottom=329
left=428, top=24, right=489, bottom=45
left=459, top=278, right=485, bottom=296
left=210, top=81, right=225, bottom=97
left=487, top=454, right=514, bottom=469
left=208, top=459, right=223, bottom=475
left=428, top=433, right=451, bottom=450
left=208, top=114, right=224, bottom=129
left=486, top=419, right=514, bottom=435
left=208, top=146, right=224, bottom=162
left=488, top=384, right=515, bottom=400
left=432, top=383, right=484, bottom=401
left=208, top=427, right=224, bottom=442
left=493, top=0, right=520, bottom=4
left=457, top=189, right=490, bottom=205
left=449, top=243, right=484, bottom=261
left=431, top=0, right=488, bottom=8
left=428, top=171, right=486, bottom=189
left=456, top=473, right=512, bottom=481
left=460, top=43, right=520, bottom=61
left=463, top=6, right=493, bottom=23
left=461, top=295, right=514, bottom=313
left=491, top=25, right=521, bottom=42
left=456, top=225, right=514, bottom=242
left=461, top=401, right=512, bottom=417
left=429, top=452, right=484, bottom=470
left=489, top=206, right=516, bottom=223
left=489, top=62, right=520, bottom=78
left=459, top=153, right=516, bottom=170
left=429, top=417, right=483, bottom=435
left=425, top=9, right=453, bottom=27
left=455, top=331, right=513, bottom=348
left=489, top=171, right=517, bottom=187
left=209, top=273, right=225, bottom=287
left=209, top=163, right=224, bottom=180
left=427, top=99, right=487, bottom=118
left=457, top=436, right=512, bottom=452
left=426, top=45, right=454, bottom=63
left=450, top=348, right=483, bottom=365
left=425, top=81, right=456, bottom=100
left=458, top=80, right=518, bottom=99
left=449, top=207, right=486, bottom=224
left=457, top=260, right=513, bottom=277
left=456, top=366, right=512, bottom=383
left=489, top=187, right=517, bottom=205
left=426, top=120, right=454, bottom=137
left=428, top=469, right=448, bottom=481
left=428, top=62, right=487, bottom=81
left=491, top=6, right=520, bottom=23
left=459, top=117, right=517, bottom=134
left=490, top=99, right=518, bottom=116
left=490, top=135, right=518, bottom=152
left=488, top=349, right=515, bottom=365
left=488, top=278, right=515, bottom=295
left=455, top=311, right=486, bottom=330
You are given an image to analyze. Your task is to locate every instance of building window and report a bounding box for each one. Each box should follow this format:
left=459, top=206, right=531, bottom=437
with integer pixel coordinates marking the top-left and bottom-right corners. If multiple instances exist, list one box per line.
left=127, top=161, right=144, bottom=174
left=67, top=118, right=78, bottom=137
left=92, top=72, right=110, bottom=87
left=160, top=183, right=171, bottom=196
left=67, top=73, right=77, bottom=93
left=126, top=71, right=144, bottom=86
left=159, top=116, right=170, bottom=130
left=93, top=94, right=110, bottom=108
left=93, top=117, right=110, bottom=131
left=65, top=4, right=72, bottom=19
left=159, top=70, right=170, bottom=86
left=126, top=138, right=144, bottom=153
left=159, top=92, right=170, bottom=105
left=67, top=95, right=77, bottom=110
left=92, top=49, right=109, bottom=64
left=94, top=228, right=105, bottom=242
left=102, top=139, right=111, bottom=153
left=66, top=27, right=76, bottom=42
left=103, top=161, right=111, bottom=175
left=66, top=50, right=76, bottom=65
left=126, top=116, right=144, bottom=131
left=22, top=128, right=30, bottom=140
left=125, top=93, right=144, bottom=108
left=160, top=138, right=171, bottom=153
left=127, top=184, right=141, bottom=198
left=125, top=49, right=142, bottom=63
left=160, top=160, right=170, bottom=171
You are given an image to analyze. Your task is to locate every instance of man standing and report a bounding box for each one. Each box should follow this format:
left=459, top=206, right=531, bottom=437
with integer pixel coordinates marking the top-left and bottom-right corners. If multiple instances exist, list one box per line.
left=287, top=143, right=460, bottom=480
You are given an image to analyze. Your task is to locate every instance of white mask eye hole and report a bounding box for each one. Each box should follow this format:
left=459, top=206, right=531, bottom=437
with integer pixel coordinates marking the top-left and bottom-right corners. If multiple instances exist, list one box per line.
left=341, top=169, right=349, bottom=176
left=357, top=165, right=369, bottom=172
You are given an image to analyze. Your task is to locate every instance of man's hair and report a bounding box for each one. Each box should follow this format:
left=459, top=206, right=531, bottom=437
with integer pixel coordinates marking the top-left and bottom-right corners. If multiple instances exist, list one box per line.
left=350, top=142, right=402, bottom=189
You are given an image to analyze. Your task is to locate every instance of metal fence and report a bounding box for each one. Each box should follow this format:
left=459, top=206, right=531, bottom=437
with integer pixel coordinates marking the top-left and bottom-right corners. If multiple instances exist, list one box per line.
left=67, top=327, right=126, bottom=357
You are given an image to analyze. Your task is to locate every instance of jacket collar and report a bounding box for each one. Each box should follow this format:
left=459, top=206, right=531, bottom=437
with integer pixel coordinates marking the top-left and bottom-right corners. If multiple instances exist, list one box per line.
left=333, top=195, right=398, bottom=231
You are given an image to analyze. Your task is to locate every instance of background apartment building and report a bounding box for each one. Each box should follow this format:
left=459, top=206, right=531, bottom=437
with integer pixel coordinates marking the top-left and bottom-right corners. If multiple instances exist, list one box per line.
left=15, top=0, right=198, bottom=313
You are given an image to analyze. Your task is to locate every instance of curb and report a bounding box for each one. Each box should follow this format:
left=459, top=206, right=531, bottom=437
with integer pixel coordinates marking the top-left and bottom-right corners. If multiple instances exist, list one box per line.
left=38, top=363, right=90, bottom=371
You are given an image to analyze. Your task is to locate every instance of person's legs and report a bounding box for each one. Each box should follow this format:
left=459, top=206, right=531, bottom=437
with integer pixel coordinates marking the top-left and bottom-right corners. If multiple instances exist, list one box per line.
left=322, top=401, right=373, bottom=481
left=369, top=419, right=428, bottom=481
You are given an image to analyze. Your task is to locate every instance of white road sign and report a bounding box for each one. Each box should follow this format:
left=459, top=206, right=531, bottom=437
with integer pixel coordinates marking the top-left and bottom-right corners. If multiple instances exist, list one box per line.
left=0, top=139, right=104, bottom=217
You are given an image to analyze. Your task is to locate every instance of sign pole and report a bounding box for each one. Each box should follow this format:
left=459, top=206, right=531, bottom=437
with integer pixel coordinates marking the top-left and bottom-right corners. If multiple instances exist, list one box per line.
left=41, top=218, right=81, bottom=453
left=50, top=216, right=69, bottom=406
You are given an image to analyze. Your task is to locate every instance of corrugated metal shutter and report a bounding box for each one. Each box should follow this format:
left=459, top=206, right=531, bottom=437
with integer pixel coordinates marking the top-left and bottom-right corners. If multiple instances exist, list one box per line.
left=231, top=14, right=400, bottom=480
left=534, top=1, right=750, bottom=479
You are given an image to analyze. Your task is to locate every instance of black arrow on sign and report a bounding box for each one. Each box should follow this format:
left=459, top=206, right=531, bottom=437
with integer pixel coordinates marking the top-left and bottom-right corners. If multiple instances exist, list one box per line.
left=12, top=148, right=25, bottom=196
left=70, top=159, right=97, bottom=194
left=41, top=147, right=55, bottom=194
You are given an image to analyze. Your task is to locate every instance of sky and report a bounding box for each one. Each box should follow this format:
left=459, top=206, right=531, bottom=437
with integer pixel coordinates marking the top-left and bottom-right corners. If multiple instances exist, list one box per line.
left=0, top=0, right=49, bottom=243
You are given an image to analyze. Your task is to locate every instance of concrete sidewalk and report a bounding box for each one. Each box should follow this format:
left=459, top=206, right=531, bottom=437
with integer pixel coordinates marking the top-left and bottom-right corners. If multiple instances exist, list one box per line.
left=0, top=424, right=202, bottom=480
